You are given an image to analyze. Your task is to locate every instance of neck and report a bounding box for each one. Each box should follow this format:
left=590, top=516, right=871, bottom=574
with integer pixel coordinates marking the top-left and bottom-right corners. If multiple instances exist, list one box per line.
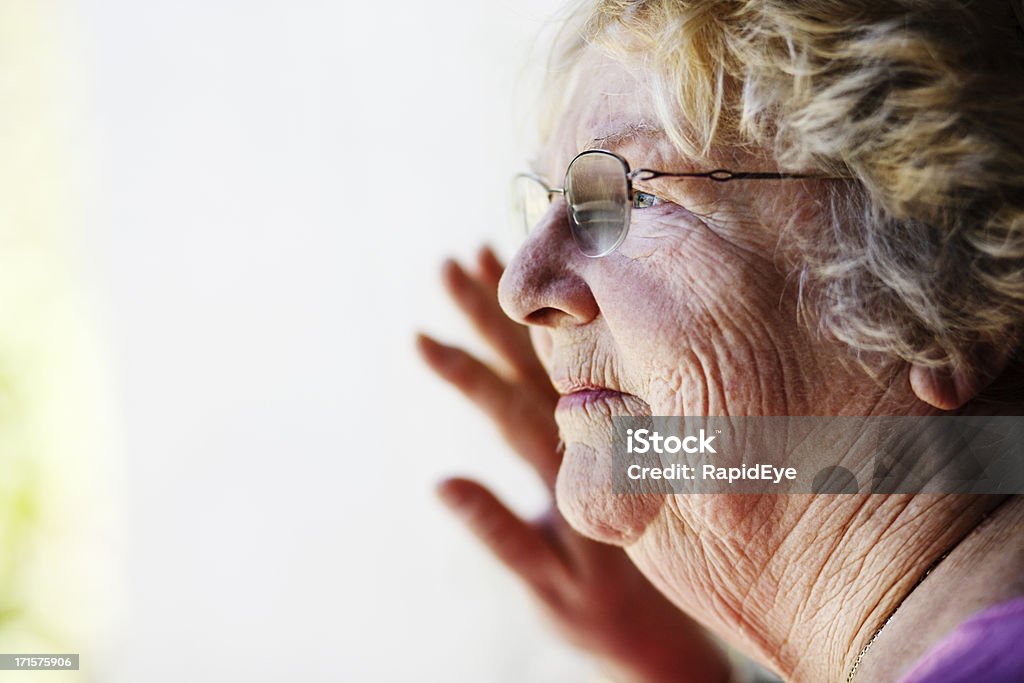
left=849, top=494, right=1024, bottom=682
left=770, top=494, right=1006, bottom=681
left=627, top=493, right=1018, bottom=683
left=624, top=383, right=1024, bottom=682
left=782, top=391, right=1024, bottom=680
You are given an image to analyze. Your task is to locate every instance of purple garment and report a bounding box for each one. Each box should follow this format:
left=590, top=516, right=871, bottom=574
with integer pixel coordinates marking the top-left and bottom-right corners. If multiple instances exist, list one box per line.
left=899, top=596, right=1024, bottom=683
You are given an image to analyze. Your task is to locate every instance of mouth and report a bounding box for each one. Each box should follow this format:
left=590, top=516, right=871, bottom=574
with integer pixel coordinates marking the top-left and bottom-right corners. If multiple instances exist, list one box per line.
left=555, top=383, right=629, bottom=412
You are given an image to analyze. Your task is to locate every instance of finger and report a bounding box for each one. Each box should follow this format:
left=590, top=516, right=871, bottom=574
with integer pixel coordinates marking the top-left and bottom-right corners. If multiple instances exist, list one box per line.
left=417, top=332, right=515, bottom=417
left=416, top=334, right=561, bottom=487
left=440, top=258, right=553, bottom=392
left=475, top=244, right=504, bottom=290
left=441, top=256, right=536, bottom=373
left=437, top=477, right=569, bottom=600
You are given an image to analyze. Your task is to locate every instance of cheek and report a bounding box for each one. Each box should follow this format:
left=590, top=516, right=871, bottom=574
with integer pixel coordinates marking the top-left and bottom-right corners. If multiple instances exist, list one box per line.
left=599, top=221, right=792, bottom=414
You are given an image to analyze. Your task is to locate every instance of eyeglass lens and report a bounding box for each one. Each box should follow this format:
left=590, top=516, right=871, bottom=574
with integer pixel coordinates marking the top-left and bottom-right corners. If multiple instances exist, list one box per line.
left=513, top=151, right=631, bottom=258
left=513, top=174, right=552, bottom=236
left=565, top=151, right=630, bottom=257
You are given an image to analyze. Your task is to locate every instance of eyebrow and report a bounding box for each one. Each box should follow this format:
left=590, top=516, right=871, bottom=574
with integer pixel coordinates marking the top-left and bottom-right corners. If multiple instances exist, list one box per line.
left=526, top=122, right=667, bottom=179
left=587, top=122, right=665, bottom=150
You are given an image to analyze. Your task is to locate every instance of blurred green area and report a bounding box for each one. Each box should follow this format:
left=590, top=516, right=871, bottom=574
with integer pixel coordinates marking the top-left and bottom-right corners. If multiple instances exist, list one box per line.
left=0, top=1, right=118, bottom=678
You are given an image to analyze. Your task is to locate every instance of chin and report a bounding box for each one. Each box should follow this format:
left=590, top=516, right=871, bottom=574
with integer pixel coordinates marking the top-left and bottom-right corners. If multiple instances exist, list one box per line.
left=554, top=440, right=666, bottom=547
left=552, top=393, right=664, bottom=546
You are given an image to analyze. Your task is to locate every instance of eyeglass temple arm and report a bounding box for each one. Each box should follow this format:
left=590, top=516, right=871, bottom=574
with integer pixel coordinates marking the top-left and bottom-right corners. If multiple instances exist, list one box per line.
left=515, top=172, right=566, bottom=197
left=631, top=169, right=850, bottom=182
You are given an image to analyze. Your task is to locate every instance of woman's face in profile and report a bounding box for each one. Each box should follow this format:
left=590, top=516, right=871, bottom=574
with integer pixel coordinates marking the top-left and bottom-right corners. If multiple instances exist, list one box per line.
left=498, top=49, right=886, bottom=546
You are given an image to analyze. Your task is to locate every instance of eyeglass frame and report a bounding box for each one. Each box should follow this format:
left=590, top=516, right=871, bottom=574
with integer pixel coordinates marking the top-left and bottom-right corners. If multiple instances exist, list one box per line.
left=515, top=148, right=848, bottom=258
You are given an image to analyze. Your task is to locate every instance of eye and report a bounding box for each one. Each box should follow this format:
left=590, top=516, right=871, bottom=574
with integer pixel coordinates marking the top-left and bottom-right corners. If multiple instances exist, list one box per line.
left=632, top=191, right=662, bottom=209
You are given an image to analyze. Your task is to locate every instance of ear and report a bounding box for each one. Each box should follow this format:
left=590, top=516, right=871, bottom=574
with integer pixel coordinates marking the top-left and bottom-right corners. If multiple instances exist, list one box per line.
left=909, top=345, right=1015, bottom=410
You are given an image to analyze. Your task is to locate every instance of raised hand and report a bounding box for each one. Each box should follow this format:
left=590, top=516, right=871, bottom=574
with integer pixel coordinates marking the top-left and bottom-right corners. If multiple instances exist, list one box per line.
left=417, top=246, right=734, bottom=683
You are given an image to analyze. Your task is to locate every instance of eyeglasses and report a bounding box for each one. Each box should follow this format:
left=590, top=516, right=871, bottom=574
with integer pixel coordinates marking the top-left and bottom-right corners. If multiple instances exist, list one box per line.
left=512, top=149, right=837, bottom=258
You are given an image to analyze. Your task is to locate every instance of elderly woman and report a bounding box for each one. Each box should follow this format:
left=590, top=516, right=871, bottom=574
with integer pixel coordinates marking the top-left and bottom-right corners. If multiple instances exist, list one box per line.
left=418, top=1, right=1024, bottom=681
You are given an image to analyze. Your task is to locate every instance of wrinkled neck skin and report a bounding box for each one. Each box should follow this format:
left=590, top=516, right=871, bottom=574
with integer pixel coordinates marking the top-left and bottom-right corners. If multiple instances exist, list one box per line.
left=620, top=391, right=1024, bottom=682
left=851, top=495, right=1024, bottom=683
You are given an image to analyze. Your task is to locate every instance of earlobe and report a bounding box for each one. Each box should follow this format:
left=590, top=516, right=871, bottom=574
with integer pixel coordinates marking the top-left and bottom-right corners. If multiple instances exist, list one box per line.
left=909, top=344, right=1016, bottom=410
left=909, top=364, right=977, bottom=410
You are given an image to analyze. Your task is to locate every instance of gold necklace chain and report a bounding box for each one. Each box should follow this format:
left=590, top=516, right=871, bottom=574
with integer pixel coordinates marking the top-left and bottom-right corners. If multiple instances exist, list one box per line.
left=845, top=503, right=1002, bottom=683
left=844, top=549, right=949, bottom=682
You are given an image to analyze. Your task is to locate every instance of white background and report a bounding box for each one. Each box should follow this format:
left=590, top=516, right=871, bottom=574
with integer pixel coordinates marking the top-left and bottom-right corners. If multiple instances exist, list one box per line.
left=59, top=1, right=596, bottom=680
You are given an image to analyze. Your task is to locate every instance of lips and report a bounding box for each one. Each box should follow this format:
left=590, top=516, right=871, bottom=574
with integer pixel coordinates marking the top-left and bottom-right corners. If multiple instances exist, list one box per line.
left=554, top=383, right=628, bottom=411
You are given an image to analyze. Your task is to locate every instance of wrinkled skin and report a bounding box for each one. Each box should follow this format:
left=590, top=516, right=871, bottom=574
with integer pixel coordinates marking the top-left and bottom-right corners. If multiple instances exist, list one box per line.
left=424, top=48, right=1023, bottom=683
left=419, top=246, right=731, bottom=683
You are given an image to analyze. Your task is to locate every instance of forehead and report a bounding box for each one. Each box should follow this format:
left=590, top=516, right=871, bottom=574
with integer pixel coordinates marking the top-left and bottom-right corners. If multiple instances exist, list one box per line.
left=538, top=49, right=690, bottom=177
left=567, top=53, right=653, bottom=145
left=536, top=46, right=773, bottom=182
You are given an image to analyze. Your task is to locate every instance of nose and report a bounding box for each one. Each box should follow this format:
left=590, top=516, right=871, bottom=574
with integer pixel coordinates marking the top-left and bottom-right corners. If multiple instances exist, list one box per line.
left=498, top=201, right=600, bottom=328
